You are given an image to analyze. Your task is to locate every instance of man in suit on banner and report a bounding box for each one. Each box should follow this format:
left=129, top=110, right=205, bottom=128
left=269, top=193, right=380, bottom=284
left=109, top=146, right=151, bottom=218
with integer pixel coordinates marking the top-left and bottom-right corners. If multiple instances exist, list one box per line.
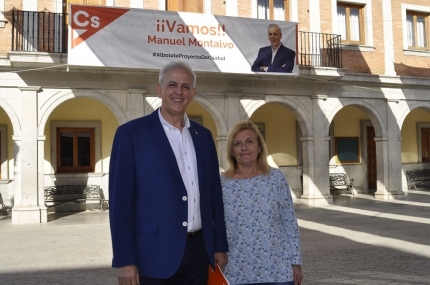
left=109, top=61, right=228, bottom=285
left=251, top=23, right=296, bottom=73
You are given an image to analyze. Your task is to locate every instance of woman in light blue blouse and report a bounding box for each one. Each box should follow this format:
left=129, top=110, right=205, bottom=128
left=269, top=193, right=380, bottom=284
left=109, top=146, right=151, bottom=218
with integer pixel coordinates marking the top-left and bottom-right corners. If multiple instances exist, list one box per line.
left=221, top=121, right=303, bottom=285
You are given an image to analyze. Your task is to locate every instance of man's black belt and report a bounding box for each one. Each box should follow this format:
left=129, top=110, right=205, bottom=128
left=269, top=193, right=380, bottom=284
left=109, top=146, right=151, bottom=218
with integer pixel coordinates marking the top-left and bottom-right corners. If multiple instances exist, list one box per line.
left=186, top=229, right=202, bottom=240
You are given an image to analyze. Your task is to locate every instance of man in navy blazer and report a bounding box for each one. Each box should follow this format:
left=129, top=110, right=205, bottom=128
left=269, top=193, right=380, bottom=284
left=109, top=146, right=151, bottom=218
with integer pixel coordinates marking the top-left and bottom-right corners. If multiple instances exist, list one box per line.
left=251, top=23, right=296, bottom=73
left=109, top=61, right=228, bottom=285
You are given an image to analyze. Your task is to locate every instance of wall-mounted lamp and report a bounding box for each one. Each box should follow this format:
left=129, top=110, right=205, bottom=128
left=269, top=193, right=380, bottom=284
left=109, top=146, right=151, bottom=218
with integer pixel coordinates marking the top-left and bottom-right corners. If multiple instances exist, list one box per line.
left=386, top=98, right=400, bottom=104
left=312, top=95, right=327, bottom=101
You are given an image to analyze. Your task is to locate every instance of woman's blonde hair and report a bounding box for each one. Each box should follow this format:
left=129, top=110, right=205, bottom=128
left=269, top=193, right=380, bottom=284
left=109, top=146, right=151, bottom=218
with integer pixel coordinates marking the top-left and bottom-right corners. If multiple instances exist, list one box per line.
left=223, top=121, right=270, bottom=178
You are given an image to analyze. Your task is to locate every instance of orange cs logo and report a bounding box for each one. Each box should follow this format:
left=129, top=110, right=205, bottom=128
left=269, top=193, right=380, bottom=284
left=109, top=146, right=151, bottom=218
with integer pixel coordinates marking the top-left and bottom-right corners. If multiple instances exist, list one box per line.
left=72, top=10, right=100, bottom=29
left=70, top=5, right=128, bottom=48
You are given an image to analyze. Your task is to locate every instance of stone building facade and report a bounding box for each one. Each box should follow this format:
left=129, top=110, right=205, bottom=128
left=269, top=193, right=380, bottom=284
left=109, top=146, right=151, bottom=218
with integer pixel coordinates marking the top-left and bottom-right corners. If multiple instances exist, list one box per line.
left=1, top=0, right=430, bottom=223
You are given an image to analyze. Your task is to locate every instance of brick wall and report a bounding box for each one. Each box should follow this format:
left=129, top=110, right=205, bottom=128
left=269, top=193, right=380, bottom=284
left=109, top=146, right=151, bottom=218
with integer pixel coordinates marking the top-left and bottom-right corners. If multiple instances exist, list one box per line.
left=297, top=0, right=310, bottom=32
left=2, top=0, right=430, bottom=78
left=320, top=0, right=333, bottom=34
left=237, top=0, right=251, bottom=18
left=144, top=0, right=158, bottom=10
left=212, top=0, right=226, bottom=16
left=39, top=0, right=56, bottom=12
left=0, top=1, right=20, bottom=56
left=392, top=0, right=430, bottom=78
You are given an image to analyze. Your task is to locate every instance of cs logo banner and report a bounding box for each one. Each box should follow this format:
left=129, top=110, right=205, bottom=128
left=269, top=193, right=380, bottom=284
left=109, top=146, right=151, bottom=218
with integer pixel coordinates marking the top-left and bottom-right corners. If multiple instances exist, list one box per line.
left=70, top=5, right=129, bottom=48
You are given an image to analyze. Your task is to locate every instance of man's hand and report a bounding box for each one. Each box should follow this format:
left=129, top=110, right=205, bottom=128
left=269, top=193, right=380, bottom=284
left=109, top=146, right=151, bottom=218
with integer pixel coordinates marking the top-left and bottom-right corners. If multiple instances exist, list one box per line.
left=214, top=252, right=228, bottom=271
left=117, top=265, right=140, bottom=285
left=292, top=265, right=303, bottom=285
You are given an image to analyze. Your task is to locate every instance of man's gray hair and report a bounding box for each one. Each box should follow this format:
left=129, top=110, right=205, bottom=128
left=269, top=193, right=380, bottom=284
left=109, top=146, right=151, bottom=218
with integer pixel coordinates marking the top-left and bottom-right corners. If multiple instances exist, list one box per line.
left=268, top=23, right=282, bottom=33
left=159, top=61, right=197, bottom=88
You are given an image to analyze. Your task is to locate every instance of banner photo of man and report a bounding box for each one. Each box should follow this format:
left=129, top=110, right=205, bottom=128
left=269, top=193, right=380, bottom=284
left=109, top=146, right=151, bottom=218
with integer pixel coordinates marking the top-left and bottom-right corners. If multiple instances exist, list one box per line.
left=68, top=5, right=298, bottom=75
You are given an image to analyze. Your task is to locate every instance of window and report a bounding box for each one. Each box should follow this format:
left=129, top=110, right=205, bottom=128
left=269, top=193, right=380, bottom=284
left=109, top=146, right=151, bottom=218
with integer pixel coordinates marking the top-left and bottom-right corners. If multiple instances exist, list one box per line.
left=257, top=0, right=289, bottom=21
left=335, top=137, right=360, bottom=163
left=57, top=128, right=95, bottom=173
left=337, top=3, right=364, bottom=44
left=167, top=0, right=203, bottom=13
left=0, top=0, right=6, bottom=28
left=407, top=12, right=429, bottom=50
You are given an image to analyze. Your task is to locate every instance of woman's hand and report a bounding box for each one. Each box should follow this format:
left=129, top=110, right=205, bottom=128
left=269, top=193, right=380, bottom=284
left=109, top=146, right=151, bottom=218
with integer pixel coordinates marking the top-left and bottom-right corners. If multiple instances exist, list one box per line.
left=292, top=265, right=303, bottom=285
left=214, top=252, right=228, bottom=271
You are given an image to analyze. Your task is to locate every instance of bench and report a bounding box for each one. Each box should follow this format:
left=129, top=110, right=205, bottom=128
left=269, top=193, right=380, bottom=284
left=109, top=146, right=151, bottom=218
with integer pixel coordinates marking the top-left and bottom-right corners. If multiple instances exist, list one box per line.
left=0, top=192, right=11, bottom=214
left=44, top=185, right=108, bottom=212
left=329, top=173, right=354, bottom=195
left=405, top=169, right=430, bottom=190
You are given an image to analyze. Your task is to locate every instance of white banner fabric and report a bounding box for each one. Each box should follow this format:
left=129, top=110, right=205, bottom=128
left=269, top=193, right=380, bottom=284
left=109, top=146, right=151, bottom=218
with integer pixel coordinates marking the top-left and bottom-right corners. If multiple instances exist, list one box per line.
left=68, top=5, right=298, bottom=75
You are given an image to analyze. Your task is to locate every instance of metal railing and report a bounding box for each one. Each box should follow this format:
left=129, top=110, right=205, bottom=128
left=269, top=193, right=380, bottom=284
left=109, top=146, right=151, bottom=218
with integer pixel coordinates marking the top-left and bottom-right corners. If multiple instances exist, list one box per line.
left=298, top=31, right=342, bottom=68
left=11, top=10, right=342, bottom=68
left=11, top=10, right=66, bottom=53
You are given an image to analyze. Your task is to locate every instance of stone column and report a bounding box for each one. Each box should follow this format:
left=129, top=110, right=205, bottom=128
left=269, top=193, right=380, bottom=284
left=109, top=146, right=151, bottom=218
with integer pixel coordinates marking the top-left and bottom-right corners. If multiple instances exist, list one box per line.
left=220, top=93, right=242, bottom=171
left=373, top=136, right=389, bottom=199
left=127, top=89, right=146, bottom=120
left=374, top=98, right=404, bottom=200
left=217, top=135, right=228, bottom=172
left=300, top=136, right=314, bottom=200
left=301, top=95, right=332, bottom=206
left=12, top=87, right=41, bottom=224
left=38, top=136, right=47, bottom=223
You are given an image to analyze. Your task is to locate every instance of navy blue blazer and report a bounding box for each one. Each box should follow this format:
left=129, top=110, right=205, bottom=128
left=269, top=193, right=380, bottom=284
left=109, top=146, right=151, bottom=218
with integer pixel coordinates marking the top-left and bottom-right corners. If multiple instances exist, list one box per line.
left=109, top=109, right=228, bottom=278
left=251, top=44, right=296, bottom=73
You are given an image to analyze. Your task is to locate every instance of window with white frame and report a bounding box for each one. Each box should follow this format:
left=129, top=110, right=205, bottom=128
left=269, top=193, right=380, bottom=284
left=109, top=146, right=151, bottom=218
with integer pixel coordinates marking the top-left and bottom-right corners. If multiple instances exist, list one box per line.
left=402, top=4, right=430, bottom=53
left=257, top=0, right=289, bottom=21
left=407, top=11, right=429, bottom=50
left=337, top=2, right=364, bottom=44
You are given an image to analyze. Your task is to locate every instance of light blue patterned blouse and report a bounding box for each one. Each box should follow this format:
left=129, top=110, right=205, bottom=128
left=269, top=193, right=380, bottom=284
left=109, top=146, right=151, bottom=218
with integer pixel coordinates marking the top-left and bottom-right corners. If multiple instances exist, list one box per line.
left=221, top=168, right=302, bottom=284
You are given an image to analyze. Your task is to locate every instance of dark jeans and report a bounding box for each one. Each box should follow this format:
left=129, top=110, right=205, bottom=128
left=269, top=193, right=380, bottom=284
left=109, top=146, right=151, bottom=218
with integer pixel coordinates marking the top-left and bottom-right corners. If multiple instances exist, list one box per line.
left=139, top=233, right=209, bottom=284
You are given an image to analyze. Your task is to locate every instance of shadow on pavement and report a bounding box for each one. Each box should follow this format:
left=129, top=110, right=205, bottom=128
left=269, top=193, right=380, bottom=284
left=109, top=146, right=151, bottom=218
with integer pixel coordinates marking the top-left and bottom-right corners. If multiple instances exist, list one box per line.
left=0, top=267, right=118, bottom=285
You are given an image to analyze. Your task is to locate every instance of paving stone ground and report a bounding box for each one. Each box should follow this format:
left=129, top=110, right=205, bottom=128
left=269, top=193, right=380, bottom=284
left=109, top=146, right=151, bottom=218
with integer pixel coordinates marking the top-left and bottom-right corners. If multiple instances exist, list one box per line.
left=1, top=191, right=430, bottom=285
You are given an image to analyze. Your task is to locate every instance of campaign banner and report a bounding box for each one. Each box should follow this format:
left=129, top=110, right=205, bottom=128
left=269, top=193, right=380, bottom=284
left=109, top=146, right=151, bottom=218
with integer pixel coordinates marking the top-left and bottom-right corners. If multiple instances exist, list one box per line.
left=68, top=5, right=298, bottom=75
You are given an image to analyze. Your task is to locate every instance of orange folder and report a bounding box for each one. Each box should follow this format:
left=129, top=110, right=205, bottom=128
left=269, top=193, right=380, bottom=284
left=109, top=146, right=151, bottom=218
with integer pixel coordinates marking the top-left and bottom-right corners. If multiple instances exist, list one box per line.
left=208, top=264, right=230, bottom=285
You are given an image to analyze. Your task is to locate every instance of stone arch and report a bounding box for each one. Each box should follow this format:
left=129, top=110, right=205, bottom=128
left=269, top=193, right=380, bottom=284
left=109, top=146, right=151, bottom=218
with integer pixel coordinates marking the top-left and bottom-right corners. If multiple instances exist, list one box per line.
left=241, top=96, right=313, bottom=137
left=141, top=93, right=228, bottom=137
left=192, top=93, right=228, bottom=137
left=397, top=102, right=430, bottom=130
left=324, top=99, right=387, bottom=138
left=0, top=97, right=21, bottom=136
left=38, top=89, right=127, bottom=136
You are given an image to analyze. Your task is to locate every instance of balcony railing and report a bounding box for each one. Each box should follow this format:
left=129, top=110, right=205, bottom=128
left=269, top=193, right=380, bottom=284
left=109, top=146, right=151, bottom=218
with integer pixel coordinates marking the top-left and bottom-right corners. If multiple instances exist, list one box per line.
left=11, top=10, right=342, bottom=68
left=299, top=31, right=342, bottom=68
left=11, top=10, right=66, bottom=53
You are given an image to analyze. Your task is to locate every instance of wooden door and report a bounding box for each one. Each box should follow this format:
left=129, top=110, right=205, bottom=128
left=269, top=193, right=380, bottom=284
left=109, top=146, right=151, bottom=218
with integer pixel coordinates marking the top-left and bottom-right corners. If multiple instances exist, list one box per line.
left=367, top=126, right=376, bottom=190
left=422, top=128, right=430, bottom=162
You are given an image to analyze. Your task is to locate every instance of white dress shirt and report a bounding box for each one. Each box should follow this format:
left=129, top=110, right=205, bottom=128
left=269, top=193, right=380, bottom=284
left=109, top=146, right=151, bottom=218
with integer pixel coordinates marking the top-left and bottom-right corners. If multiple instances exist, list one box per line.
left=158, top=109, right=202, bottom=232
left=271, top=44, right=281, bottom=64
